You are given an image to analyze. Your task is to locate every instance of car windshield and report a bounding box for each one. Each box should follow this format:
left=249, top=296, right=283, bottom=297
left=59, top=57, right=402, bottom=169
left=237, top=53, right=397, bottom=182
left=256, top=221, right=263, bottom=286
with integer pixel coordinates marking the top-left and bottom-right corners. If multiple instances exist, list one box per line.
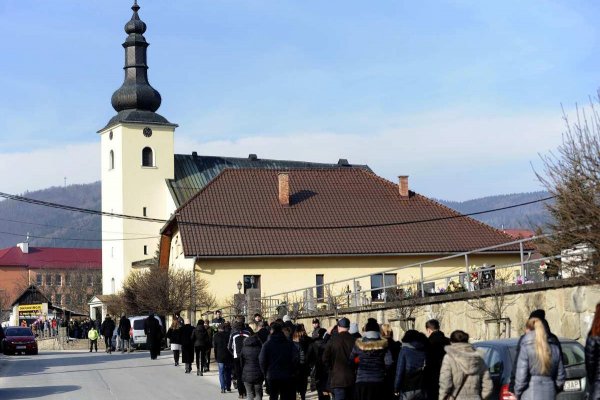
left=562, top=342, right=585, bottom=366
left=5, top=328, right=33, bottom=337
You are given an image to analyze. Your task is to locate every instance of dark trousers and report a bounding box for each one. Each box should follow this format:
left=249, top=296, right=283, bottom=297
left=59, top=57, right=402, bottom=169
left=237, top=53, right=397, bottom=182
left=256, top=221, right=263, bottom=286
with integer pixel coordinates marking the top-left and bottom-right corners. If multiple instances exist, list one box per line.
left=268, top=378, right=295, bottom=400
left=331, top=387, right=354, bottom=400
left=173, top=350, right=180, bottom=365
left=206, top=348, right=211, bottom=370
left=295, top=372, right=309, bottom=400
left=244, top=382, right=263, bottom=400
left=355, top=382, right=383, bottom=400
left=234, top=358, right=247, bottom=396
left=195, top=347, right=208, bottom=371
left=104, top=336, right=112, bottom=352
left=89, top=339, right=97, bottom=352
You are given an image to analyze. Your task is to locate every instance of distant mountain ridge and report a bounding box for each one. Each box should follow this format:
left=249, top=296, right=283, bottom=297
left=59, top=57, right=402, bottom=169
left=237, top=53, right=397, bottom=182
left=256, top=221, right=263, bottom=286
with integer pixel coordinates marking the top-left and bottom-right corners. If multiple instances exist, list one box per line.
left=0, top=182, right=551, bottom=249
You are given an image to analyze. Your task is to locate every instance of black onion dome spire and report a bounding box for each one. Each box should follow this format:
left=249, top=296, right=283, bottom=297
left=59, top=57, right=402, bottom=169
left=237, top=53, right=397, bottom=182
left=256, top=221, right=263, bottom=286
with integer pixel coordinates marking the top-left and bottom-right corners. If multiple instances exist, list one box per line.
left=103, top=1, right=175, bottom=130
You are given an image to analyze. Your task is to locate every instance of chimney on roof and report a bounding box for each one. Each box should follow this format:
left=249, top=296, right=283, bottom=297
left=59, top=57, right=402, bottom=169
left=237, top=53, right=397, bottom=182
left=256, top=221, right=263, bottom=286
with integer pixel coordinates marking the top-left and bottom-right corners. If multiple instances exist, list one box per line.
left=398, top=175, right=409, bottom=198
left=278, top=173, right=290, bottom=206
left=17, top=242, right=29, bottom=254
left=248, top=154, right=258, bottom=161
left=192, top=151, right=198, bottom=158
left=337, top=158, right=350, bottom=166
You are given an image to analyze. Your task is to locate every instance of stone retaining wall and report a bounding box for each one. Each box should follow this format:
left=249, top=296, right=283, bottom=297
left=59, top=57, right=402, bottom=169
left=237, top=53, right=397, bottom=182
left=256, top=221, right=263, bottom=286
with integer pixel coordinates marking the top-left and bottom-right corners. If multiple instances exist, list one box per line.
left=297, top=280, right=600, bottom=343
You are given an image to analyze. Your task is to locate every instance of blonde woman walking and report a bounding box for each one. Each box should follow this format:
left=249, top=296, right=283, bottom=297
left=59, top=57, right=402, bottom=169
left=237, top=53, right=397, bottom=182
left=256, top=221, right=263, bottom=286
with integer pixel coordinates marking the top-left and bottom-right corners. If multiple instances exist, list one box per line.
left=514, top=317, right=565, bottom=399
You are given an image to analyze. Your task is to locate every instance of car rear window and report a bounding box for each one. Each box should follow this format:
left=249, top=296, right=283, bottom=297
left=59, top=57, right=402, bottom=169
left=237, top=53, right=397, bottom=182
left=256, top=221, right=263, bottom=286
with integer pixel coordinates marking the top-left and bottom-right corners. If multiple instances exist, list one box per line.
left=562, top=342, right=585, bottom=366
left=5, top=328, right=33, bottom=336
left=133, top=320, right=145, bottom=330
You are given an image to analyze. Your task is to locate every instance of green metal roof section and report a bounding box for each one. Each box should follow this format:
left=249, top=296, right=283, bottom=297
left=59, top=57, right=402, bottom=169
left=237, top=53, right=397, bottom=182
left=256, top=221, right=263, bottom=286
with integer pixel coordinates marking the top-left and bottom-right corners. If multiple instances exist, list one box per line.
left=167, top=153, right=371, bottom=207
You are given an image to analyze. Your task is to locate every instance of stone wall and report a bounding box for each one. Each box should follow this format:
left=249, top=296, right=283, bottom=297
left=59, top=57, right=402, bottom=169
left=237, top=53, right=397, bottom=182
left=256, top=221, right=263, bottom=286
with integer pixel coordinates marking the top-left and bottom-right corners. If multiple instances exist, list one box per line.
left=297, top=280, right=600, bottom=343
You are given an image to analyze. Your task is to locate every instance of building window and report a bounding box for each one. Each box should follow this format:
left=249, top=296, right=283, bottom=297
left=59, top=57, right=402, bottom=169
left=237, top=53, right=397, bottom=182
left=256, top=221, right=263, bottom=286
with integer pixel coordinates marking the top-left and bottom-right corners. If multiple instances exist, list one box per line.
left=55, top=294, right=62, bottom=305
left=109, top=150, right=114, bottom=170
left=143, top=245, right=148, bottom=255
left=65, top=295, right=71, bottom=305
left=143, top=207, right=147, bottom=217
left=142, top=147, right=154, bottom=167
left=55, top=274, right=62, bottom=286
left=36, top=273, right=43, bottom=286
left=87, top=275, right=93, bottom=286
left=46, top=273, right=52, bottom=286
left=111, top=278, right=115, bottom=294
left=316, top=274, right=324, bottom=302
left=370, top=273, right=397, bottom=301
left=65, top=274, right=71, bottom=287
left=243, top=275, right=261, bottom=294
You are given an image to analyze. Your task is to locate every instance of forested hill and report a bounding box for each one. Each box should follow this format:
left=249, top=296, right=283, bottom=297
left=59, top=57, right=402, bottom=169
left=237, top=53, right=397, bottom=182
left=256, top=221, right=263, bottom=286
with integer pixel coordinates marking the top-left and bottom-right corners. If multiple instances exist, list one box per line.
left=0, top=182, right=101, bottom=249
left=0, top=182, right=551, bottom=249
left=438, top=191, right=552, bottom=231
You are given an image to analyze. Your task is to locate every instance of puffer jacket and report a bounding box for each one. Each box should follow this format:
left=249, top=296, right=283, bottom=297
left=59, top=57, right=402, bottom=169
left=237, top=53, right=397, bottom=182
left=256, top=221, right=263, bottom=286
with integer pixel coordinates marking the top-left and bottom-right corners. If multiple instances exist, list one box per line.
left=349, top=337, right=393, bottom=383
left=241, top=335, right=264, bottom=384
left=586, top=335, right=600, bottom=400
left=439, top=342, right=493, bottom=400
left=394, top=341, right=426, bottom=394
left=191, top=324, right=210, bottom=349
left=514, top=331, right=565, bottom=400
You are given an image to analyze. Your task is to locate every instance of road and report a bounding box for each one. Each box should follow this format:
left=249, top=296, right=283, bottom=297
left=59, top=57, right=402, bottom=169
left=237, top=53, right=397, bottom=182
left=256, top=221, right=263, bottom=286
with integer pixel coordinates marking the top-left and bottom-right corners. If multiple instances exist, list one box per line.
left=0, top=350, right=226, bottom=400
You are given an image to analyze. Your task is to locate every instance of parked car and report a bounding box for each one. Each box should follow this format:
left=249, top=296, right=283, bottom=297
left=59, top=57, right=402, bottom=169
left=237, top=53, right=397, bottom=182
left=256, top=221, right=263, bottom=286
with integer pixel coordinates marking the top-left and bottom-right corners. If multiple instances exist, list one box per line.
left=2, top=327, right=38, bottom=355
left=129, top=315, right=165, bottom=350
left=474, top=338, right=586, bottom=400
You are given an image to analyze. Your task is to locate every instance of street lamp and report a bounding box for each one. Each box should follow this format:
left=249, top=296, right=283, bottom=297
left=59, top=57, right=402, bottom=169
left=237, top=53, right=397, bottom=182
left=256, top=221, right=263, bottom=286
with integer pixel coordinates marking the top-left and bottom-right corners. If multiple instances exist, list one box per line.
left=237, top=280, right=243, bottom=294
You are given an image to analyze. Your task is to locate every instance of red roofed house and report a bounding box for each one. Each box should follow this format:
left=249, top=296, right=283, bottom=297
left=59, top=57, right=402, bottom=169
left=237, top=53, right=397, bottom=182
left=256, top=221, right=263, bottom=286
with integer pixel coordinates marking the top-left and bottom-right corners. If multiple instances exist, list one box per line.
left=0, top=243, right=102, bottom=315
left=160, top=168, right=528, bottom=315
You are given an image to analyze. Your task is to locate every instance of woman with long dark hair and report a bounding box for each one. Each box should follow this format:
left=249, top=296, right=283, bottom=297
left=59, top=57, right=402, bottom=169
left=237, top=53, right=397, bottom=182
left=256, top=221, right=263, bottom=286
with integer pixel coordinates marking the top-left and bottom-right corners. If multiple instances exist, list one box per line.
left=191, top=319, right=211, bottom=376
left=586, top=302, right=600, bottom=400
left=293, top=323, right=313, bottom=400
left=514, top=318, right=565, bottom=399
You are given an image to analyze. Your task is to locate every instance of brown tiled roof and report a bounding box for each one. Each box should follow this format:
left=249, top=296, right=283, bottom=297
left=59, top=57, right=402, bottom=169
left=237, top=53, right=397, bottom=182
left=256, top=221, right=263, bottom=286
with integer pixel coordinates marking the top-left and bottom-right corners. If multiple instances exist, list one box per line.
left=168, top=168, right=521, bottom=257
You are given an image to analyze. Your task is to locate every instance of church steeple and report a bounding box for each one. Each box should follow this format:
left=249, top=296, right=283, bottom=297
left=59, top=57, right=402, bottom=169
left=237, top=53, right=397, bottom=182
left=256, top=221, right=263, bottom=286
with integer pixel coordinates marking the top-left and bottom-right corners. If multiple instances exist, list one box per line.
left=103, top=1, right=174, bottom=129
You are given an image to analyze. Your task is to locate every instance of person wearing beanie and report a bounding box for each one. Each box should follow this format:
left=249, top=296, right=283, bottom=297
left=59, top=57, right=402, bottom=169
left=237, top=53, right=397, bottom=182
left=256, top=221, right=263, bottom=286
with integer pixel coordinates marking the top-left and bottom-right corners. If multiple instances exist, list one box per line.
left=508, top=309, right=562, bottom=393
left=323, top=317, right=357, bottom=400
left=349, top=319, right=393, bottom=399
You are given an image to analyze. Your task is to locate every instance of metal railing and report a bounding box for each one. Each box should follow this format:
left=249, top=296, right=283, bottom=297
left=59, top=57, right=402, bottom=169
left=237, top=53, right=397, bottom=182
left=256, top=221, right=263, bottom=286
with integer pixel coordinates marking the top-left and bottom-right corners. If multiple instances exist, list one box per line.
left=258, top=233, right=585, bottom=318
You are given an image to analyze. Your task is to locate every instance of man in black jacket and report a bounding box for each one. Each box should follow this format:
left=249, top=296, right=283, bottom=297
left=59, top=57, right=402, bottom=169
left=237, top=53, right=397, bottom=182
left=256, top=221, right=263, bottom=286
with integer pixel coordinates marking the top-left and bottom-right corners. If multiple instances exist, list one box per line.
left=259, top=322, right=299, bottom=400
left=424, top=319, right=450, bottom=400
left=229, top=321, right=251, bottom=398
left=214, top=323, right=233, bottom=393
left=322, top=317, right=356, bottom=400
left=100, top=315, right=116, bottom=354
left=118, top=314, right=131, bottom=353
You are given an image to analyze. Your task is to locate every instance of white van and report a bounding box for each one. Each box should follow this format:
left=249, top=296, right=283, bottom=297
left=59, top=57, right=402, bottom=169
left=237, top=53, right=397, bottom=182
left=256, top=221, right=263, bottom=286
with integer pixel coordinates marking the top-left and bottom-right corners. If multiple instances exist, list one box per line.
left=129, top=315, right=164, bottom=350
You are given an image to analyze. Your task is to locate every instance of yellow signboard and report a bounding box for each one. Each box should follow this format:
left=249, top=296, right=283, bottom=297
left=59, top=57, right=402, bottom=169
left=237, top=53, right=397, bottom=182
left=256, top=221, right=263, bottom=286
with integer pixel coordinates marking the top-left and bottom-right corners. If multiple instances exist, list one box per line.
left=18, top=304, right=43, bottom=312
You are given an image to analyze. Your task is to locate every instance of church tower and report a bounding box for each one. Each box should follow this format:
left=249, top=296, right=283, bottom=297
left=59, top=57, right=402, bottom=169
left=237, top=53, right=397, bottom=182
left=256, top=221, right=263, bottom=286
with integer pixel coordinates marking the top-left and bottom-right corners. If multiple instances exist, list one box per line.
left=99, top=1, right=177, bottom=295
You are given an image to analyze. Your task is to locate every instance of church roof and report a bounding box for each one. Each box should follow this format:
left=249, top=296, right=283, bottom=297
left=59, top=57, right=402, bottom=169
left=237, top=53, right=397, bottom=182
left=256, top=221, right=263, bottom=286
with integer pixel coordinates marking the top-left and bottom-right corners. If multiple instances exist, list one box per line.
left=163, top=168, right=521, bottom=258
left=167, top=153, right=371, bottom=207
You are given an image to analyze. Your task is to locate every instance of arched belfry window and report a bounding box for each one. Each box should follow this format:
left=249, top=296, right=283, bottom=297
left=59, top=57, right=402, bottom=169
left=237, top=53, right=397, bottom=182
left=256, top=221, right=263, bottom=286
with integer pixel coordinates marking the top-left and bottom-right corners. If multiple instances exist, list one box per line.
left=142, top=147, right=154, bottom=167
left=109, top=150, right=114, bottom=170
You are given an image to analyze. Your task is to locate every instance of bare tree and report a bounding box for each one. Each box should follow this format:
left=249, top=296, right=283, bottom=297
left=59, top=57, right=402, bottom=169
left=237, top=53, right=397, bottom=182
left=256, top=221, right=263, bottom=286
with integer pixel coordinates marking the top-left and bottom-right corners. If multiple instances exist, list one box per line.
left=537, top=99, right=600, bottom=279
left=122, top=266, right=215, bottom=317
left=0, top=289, right=11, bottom=322
left=387, top=285, right=420, bottom=330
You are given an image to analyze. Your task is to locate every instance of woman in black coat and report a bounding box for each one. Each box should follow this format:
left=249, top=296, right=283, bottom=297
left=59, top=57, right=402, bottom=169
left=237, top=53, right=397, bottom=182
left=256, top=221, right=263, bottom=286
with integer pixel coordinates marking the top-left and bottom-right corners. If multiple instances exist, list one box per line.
left=180, top=319, right=195, bottom=374
left=586, top=303, right=600, bottom=400
left=191, top=320, right=211, bottom=376
left=166, top=319, right=182, bottom=366
left=241, top=335, right=264, bottom=400
left=308, top=328, right=330, bottom=400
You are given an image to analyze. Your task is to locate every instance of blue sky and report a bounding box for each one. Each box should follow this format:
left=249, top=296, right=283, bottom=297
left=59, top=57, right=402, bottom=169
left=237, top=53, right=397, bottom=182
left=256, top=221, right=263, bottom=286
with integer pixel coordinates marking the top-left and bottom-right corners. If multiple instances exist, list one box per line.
left=0, top=0, right=598, bottom=200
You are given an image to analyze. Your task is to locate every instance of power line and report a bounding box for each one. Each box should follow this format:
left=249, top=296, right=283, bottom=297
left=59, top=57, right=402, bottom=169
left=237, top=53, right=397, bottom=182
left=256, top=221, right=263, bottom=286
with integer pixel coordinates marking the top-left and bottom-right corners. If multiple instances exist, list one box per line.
left=0, top=191, right=555, bottom=231
left=0, top=230, right=158, bottom=242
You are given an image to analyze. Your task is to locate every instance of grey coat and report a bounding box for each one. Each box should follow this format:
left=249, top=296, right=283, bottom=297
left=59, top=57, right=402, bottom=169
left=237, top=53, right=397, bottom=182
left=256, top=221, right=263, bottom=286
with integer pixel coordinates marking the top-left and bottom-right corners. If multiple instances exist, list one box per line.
left=438, top=342, right=493, bottom=400
left=514, top=331, right=565, bottom=400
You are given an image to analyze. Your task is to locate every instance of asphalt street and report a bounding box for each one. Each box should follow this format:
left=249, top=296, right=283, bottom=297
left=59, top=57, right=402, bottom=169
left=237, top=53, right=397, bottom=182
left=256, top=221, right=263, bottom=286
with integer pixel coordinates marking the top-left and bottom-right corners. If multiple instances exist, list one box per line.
left=0, top=350, right=228, bottom=400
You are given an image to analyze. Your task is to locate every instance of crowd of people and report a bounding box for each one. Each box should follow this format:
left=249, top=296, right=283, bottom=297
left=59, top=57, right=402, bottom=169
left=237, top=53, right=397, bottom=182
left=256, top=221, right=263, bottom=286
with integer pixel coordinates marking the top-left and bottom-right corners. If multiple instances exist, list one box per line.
left=87, top=303, right=600, bottom=400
